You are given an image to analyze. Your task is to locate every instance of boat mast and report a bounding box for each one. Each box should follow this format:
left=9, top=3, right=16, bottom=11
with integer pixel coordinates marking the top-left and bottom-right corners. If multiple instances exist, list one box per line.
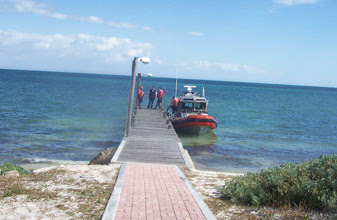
left=175, top=57, right=179, bottom=97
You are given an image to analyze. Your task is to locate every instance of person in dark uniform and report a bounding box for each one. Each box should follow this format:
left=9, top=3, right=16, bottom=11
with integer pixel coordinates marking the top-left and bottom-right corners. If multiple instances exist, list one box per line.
left=147, top=86, right=156, bottom=109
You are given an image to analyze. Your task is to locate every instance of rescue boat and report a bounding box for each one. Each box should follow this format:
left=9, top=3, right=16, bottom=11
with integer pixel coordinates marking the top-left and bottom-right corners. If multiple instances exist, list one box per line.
left=168, top=85, right=217, bottom=136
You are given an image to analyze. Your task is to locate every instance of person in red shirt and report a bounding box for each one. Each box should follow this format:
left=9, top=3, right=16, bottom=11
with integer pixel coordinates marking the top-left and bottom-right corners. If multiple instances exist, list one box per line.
left=155, top=87, right=164, bottom=111
left=167, top=96, right=180, bottom=113
left=137, top=86, right=145, bottom=108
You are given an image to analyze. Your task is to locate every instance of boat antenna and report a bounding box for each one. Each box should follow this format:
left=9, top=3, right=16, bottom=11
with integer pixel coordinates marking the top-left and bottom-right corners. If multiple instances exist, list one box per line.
left=175, top=57, right=179, bottom=97
left=202, top=87, right=205, bottom=97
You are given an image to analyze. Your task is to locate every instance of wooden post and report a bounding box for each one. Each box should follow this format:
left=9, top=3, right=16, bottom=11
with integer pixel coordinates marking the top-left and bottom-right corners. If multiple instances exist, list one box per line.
left=137, top=73, right=142, bottom=94
left=136, top=73, right=142, bottom=110
left=125, top=57, right=138, bottom=137
left=131, top=115, right=136, bottom=127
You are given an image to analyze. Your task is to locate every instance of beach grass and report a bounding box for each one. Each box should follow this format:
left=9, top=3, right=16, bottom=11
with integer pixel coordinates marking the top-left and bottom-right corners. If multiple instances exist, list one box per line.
left=0, top=170, right=60, bottom=200
left=0, top=162, right=29, bottom=175
left=221, top=154, right=337, bottom=212
left=182, top=164, right=337, bottom=219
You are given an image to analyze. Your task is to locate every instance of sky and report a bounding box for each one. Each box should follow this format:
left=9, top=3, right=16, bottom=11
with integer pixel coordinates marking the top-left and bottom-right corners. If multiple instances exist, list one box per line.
left=0, top=0, right=336, bottom=87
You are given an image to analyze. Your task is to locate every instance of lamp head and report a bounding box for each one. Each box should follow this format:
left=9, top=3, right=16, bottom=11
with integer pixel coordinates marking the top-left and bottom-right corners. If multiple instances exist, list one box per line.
left=139, top=57, right=150, bottom=64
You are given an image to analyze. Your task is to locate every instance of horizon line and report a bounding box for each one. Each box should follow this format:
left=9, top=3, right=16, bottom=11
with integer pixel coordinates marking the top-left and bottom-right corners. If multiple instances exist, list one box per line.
left=1, top=67, right=336, bottom=90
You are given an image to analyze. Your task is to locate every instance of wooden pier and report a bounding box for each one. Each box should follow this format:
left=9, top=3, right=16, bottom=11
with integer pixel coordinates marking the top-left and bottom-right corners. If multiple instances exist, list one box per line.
left=104, top=108, right=215, bottom=220
left=112, top=108, right=191, bottom=167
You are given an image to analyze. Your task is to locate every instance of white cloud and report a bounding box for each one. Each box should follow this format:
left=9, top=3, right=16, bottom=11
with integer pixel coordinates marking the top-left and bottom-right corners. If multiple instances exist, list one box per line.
left=172, top=59, right=284, bottom=83
left=193, top=60, right=243, bottom=72
left=87, top=16, right=103, bottom=24
left=142, top=26, right=154, bottom=32
left=218, top=63, right=241, bottom=72
left=8, top=0, right=151, bottom=31
left=127, top=49, right=145, bottom=57
left=194, top=60, right=211, bottom=69
left=12, top=0, right=67, bottom=19
left=179, top=60, right=281, bottom=78
left=153, top=56, right=163, bottom=65
left=0, top=30, right=74, bottom=48
left=50, top=13, right=67, bottom=20
left=34, top=41, right=51, bottom=49
left=106, top=21, right=136, bottom=29
left=187, top=32, right=204, bottom=37
left=72, top=15, right=136, bottom=28
left=273, top=0, right=318, bottom=5
left=0, top=29, right=153, bottom=65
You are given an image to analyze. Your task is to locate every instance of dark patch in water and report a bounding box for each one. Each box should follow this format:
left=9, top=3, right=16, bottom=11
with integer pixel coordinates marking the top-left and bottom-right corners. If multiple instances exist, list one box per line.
left=16, top=145, right=50, bottom=152
left=85, top=140, right=120, bottom=149
left=184, top=145, right=215, bottom=155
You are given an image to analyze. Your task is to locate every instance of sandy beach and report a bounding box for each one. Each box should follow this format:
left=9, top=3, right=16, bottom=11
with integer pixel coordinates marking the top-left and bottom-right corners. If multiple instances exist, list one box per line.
left=1, top=163, right=242, bottom=220
left=1, top=163, right=336, bottom=220
left=0, top=164, right=120, bottom=220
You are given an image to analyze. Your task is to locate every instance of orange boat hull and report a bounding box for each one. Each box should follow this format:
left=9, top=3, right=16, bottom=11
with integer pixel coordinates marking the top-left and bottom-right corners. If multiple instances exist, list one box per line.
left=171, top=115, right=217, bottom=135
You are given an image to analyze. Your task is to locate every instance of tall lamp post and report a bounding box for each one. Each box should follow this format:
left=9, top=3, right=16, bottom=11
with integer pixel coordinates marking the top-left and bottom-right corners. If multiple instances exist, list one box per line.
left=125, top=57, right=150, bottom=137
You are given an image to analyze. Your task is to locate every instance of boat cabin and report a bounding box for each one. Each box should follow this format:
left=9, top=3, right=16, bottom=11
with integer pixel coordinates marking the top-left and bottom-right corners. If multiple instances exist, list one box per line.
left=178, top=85, right=208, bottom=114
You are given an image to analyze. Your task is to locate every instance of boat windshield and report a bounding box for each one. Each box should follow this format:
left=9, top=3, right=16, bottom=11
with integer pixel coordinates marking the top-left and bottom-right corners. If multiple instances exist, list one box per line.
left=195, top=102, right=206, bottom=110
left=181, top=102, right=193, bottom=110
left=180, top=101, right=207, bottom=113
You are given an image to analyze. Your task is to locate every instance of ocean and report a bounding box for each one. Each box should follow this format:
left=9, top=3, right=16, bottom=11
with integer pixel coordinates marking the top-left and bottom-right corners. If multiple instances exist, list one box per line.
left=1, top=69, right=337, bottom=173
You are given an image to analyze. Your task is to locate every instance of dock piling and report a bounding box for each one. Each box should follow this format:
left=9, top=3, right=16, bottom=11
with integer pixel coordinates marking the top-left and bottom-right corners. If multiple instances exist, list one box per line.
left=125, top=57, right=137, bottom=137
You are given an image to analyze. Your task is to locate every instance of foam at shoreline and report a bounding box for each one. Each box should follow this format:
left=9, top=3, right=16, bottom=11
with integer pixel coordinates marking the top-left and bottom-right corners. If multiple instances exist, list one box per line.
left=19, top=157, right=88, bottom=172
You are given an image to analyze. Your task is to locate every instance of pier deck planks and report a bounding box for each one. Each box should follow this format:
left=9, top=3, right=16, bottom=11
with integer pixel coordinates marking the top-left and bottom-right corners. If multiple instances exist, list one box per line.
left=116, top=108, right=186, bottom=166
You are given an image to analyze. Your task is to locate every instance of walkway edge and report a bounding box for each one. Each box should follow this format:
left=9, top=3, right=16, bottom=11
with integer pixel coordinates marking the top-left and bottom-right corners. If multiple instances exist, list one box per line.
left=177, top=142, right=192, bottom=168
left=101, top=163, right=126, bottom=220
left=175, top=166, right=217, bottom=220
left=111, top=138, right=126, bottom=163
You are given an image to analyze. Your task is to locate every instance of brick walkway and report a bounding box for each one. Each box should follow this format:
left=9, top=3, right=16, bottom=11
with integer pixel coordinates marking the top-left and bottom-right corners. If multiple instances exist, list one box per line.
left=115, top=163, right=206, bottom=220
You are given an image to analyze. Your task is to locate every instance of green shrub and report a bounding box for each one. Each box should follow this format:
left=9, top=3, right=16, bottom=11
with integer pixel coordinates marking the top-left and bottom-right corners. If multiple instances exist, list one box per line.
left=0, top=163, right=29, bottom=175
left=220, top=154, right=337, bottom=211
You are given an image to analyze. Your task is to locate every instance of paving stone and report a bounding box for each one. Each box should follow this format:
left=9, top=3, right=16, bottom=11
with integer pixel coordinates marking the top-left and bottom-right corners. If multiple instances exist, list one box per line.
left=115, top=163, right=206, bottom=220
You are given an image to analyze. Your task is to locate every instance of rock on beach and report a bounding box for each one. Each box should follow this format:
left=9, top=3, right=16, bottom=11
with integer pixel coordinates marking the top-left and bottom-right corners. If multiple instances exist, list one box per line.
left=89, top=147, right=117, bottom=165
left=3, top=170, right=20, bottom=177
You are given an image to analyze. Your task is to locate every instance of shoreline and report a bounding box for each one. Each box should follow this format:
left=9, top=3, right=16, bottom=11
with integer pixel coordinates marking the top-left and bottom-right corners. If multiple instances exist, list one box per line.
left=9, top=152, right=247, bottom=175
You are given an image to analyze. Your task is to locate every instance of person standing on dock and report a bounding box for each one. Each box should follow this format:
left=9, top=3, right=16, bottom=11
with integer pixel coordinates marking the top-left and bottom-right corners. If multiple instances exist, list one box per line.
left=155, top=87, right=164, bottom=111
left=137, top=86, right=145, bottom=108
left=147, top=86, right=156, bottom=109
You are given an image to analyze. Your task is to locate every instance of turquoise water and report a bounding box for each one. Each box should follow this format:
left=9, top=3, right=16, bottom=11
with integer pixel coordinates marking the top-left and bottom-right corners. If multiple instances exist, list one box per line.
left=1, top=69, right=337, bottom=172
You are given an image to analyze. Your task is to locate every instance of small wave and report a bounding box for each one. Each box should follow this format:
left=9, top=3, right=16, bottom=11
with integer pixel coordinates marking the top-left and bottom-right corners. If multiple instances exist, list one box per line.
left=20, top=157, right=88, bottom=165
left=16, top=157, right=89, bottom=172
